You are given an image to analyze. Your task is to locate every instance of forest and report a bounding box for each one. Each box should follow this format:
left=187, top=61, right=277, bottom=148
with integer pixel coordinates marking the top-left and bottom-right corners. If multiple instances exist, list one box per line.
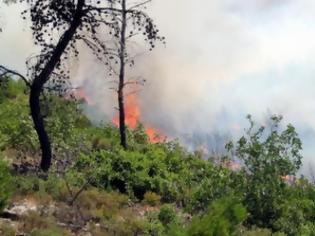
left=1, top=0, right=315, bottom=236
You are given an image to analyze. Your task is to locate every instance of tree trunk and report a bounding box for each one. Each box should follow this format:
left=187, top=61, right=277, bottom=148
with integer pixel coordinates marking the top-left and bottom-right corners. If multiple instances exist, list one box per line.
left=30, top=85, right=52, bottom=171
left=118, top=0, right=127, bottom=149
left=118, top=0, right=128, bottom=149
left=30, top=0, right=85, bottom=171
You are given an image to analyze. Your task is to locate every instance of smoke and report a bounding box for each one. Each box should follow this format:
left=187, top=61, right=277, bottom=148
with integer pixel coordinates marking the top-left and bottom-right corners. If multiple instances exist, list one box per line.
left=136, top=0, right=315, bottom=171
left=1, top=0, right=315, bottom=173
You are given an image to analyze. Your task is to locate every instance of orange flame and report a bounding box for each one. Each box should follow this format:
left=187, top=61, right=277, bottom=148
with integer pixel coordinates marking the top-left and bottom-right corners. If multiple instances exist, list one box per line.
left=281, top=175, right=296, bottom=184
left=112, top=94, right=165, bottom=143
left=112, top=94, right=140, bottom=129
left=72, top=88, right=94, bottom=105
left=146, top=127, right=165, bottom=143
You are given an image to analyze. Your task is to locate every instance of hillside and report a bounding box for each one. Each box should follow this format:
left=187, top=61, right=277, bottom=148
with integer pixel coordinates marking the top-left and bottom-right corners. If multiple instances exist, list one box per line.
left=0, top=79, right=314, bottom=236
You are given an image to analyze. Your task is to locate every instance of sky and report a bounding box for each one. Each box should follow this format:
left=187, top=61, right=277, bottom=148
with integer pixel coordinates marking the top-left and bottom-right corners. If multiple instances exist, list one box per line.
left=1, top=0, right=315, bottom=174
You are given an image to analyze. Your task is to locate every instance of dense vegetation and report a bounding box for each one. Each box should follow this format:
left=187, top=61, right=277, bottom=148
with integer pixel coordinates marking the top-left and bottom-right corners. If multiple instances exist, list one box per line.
left=0, top=78, right=315, bottom=236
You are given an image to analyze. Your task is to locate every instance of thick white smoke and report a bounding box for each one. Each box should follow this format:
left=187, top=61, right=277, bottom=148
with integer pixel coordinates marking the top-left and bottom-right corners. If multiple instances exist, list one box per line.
left=1, top=0, right=315, bottom=174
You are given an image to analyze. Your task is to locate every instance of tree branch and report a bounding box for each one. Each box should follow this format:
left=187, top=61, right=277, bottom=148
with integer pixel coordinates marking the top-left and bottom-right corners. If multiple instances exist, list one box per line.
left=127, top=0, right=152, bottom=10
left=0, top=65, right=31, bottom=87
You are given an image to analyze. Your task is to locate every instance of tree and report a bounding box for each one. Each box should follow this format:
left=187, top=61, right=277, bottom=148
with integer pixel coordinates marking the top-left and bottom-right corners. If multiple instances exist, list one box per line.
left=0, top=0, right=125, bottom=171
left=101, top=0, right=165, bottom=149
left=227, top=115, right=303, bottom=229
left=26, top=0, right=87, bottom=171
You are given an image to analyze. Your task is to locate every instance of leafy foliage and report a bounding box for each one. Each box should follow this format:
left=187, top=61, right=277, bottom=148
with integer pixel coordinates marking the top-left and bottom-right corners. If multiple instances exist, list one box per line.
left=167, top=195, right=247, bottom=236
left=143, top=191, right=161, bottom=206
left=0, top=79, right=37, bottom=153
left=227, top=115, right=303, bottom=230
left=158, top=204, right=178, bottom=226
left=0, top=79, right=91, bottom=166
left=71, top=137, right=234, bottom=207
left=1, top=82, right=315, bottom=235
left=0, top=155, right=13, bottom=213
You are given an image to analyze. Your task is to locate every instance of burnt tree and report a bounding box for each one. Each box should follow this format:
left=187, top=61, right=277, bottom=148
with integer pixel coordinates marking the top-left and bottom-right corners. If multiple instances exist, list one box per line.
left=100, top=0, right=165, bottom=149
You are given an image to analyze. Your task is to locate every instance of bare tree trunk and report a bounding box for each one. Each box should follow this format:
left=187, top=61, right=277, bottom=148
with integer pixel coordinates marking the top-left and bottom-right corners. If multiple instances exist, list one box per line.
left=118, top=0, right=127, bottom=149
left=30, top=87, right=52, bottom=171
left=30, top=0, right=85, bottom=171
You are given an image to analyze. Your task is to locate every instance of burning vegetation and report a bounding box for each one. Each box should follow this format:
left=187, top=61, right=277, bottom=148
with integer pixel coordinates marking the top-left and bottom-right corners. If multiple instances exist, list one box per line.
left=1, top=0, right=315, bottom=235
left=112, top=94, right=165, bottom=143
left=0, top=79, right=313, bottom=236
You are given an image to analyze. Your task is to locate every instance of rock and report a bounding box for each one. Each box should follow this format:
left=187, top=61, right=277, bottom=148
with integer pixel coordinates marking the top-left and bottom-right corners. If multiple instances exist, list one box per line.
left=1, top=201, right=37, bottom=221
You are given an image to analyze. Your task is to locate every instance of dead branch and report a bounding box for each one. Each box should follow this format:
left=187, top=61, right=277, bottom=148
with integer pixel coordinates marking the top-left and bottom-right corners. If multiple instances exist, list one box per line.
left=0, top=65, right=31, bottom=87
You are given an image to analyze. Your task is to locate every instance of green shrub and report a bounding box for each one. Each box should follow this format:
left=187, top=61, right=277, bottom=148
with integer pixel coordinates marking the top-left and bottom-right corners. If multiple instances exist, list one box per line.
left=72, top=139, right=233, bottom=208
left=146, top=211, right=165, bottom=236
left=143, top=191, right=161, bottom=206
left=29, top=228, right=69, bottom=236
left=188, top=196, right=246, bottom=236
left=185, top=161, right=236, bottom=213
left=242, top=228, right=286, bottom=236
left=45, top=96, right=90, bottom=160
left=13, top=175, right=40, bottom=195
left=0, top=80, right=91, bottom=164
left=297, top=223, right=315, bottom=236
left=272, top=195, right=315, bottom=236
left=0, top=91, right=38, bottom=154
left=13, top=174, right=69, bottom=204
left=0, top=156, right=13, bottom=213
left=109, top=216, right=150, bottom=236
left=158, top=204, right=178, bottom=226
left=227, top=115, right=303, bottom=229
left=166, top=195, right=247, bottom=236
left=0, top=79, right=37, bottom=154
left=4, top=84, right=315, bottom=236
left=0, top=222, right=16, bottom=236
left=0, top=78, right=27, bottom=102
left=21, top=211, right=71, bottom=236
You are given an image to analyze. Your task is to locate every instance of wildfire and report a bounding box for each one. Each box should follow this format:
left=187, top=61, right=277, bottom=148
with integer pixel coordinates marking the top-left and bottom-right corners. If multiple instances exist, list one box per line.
left=281, top=175, right=296, bottom=185
left=146, top=127, right=165, bottom=143
left=112, top=94, right=140, bottom=129
left=72, top=87, right=94, bottom=105
left=112, top=94, right=165, bottom=143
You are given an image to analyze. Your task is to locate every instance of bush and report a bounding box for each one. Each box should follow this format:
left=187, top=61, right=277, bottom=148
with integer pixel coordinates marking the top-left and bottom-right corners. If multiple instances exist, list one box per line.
left=0, top=80, right=91, bottom=167
left=109, top=216, right=150, bottom=236
left=146, top=211, right=165, bottom=236
left=4, top=84, right=315, bottom=236
left=227, top=115, right=303, bottom=229
left=13, top=174, right=68, bottom=203
left=143, top=191, right=161, bottom=206
left=166, top=195, right=247, bottom=236
left=0, top=78, right=27, bottom=102
left=158, top=204, right=178, bottom=226
left=272, top=194, right=315, bottom=236
left=21, top=211, right=71, bottom=236
left=242, top=228, right=286, bottom=236
left=45, top=96, right=91, bottom=161
left=75, top=188, right=129, bottom=220
left=0, top=90, right=38, bottom=154
left=0, top=223, right=16, bottom=236
left=72, top=148, right=172, bottom=199
left=185, top=161, right=237, bottom=213
left=72, top=138, right=234, bottom=208
left=0, top=156, right=13, bottom=213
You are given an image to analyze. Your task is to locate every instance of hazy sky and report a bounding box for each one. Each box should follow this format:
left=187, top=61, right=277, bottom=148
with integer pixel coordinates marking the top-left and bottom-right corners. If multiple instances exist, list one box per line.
left=1, top=0, right=315, bottom=173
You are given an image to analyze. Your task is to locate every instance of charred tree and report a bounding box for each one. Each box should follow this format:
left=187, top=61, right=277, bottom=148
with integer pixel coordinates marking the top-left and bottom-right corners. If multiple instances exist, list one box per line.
left=103, top=0, right=165, bottom=149
left=118, top=0, right=127, bottom=148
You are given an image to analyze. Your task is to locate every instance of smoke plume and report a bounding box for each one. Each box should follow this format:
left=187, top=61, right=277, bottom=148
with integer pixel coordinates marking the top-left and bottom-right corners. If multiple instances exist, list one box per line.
left=1, top=0, right=315, bottom=174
